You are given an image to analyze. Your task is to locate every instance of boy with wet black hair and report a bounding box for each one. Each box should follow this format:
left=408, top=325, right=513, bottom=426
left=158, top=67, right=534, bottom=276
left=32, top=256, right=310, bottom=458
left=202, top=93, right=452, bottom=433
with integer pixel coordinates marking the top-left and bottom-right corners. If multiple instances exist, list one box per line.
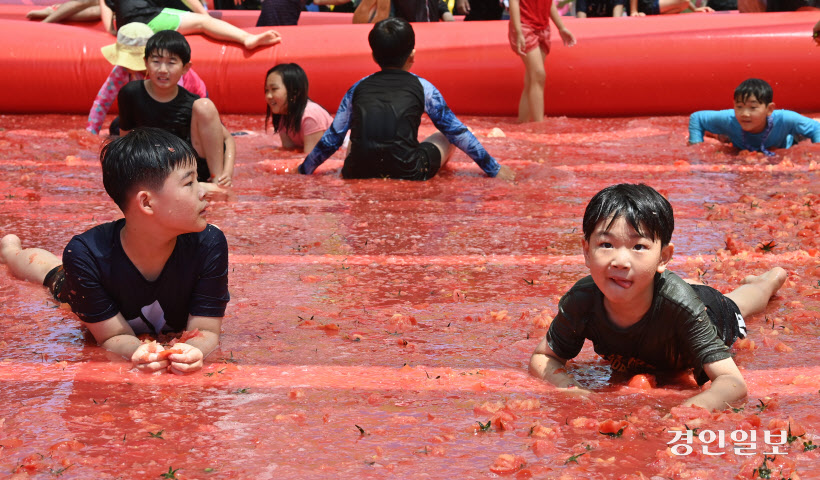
left=0, top=128, right=229, bottom=375
left=118, top=30, right=235, bottom=192
left=297, top=17, right=515, bottom=181
left=529, top=183, right=787, bottom=410
left=689, top=78, right=820, bottom=155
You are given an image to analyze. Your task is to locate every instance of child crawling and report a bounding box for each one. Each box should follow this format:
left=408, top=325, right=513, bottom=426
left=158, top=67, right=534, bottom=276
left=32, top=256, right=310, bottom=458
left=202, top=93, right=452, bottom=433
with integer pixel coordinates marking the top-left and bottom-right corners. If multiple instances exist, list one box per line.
left=689, top=78, right=820, bottom=155
left=0, top=128, right=229, bottom=374
left=529, top=183, right=786, bottom=410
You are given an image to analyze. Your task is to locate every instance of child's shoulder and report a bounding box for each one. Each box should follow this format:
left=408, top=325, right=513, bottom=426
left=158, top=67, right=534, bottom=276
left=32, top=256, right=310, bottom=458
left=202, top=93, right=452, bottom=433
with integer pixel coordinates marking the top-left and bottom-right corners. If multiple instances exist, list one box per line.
left=653, top=270, right=705, bottom=318
left=558, top=275, right=600, bottom=311
left=63, top=220, right=124, bottom=261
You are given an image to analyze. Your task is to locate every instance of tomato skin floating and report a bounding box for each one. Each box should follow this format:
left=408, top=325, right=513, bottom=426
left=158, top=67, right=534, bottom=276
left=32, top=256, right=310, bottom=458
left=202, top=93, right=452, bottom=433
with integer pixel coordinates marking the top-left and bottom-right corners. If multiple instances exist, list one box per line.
left=489, top=454, right=527, bottom=474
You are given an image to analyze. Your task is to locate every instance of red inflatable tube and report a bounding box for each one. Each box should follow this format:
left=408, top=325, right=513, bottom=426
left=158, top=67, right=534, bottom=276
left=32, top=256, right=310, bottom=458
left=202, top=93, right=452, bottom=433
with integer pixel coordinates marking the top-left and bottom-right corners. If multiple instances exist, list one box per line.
left=1, top=13, right=819, bottom=116
left=0, top=5, right=353, bottom=28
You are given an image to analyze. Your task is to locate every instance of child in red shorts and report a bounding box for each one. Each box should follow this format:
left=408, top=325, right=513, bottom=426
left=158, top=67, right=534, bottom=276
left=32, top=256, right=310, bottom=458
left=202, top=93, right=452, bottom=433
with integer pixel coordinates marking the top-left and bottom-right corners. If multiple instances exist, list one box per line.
left=508, top=0, right=576, bottom=123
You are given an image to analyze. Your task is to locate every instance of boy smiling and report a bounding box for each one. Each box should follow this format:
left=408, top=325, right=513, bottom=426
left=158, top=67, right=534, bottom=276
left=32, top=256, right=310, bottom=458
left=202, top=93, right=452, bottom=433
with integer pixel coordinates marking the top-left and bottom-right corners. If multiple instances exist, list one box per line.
left=118, top=30, right=235, bottom=191
left=0, top=128, right=229, bottom=374
left=529, top=184, right=786, bottom=410
left=688, top=78, right=820, bottom=155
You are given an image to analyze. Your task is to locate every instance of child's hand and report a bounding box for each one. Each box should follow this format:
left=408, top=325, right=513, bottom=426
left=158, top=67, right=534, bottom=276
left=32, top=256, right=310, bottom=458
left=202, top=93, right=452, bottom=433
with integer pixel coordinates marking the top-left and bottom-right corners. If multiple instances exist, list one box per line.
left=558, top=28, right=576, bottom=47
left=131, top=343, right=170, bottom=373
left=495, top=165, right=516, bottom=182
left=165, top=343, right=205, bottom=375
left=630, top=10, right=645, bottom=16
left=693, top=5, right=714, bottom=11
left=217, top=173, right=233, bottom=187
left=515, top=33, right=527, bottom=56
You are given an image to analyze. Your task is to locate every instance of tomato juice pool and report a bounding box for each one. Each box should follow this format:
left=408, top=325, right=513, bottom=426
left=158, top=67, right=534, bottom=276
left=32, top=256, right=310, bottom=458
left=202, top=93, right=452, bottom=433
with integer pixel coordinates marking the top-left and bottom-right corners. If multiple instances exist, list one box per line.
left=0, top=114, right=819, bottom=479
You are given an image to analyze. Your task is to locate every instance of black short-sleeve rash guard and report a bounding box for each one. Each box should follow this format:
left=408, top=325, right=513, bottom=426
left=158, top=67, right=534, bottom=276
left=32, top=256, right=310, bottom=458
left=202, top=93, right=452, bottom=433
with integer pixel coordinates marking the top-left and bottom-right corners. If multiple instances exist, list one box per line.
left=61, top=220, right=230, bottom=334
left=546, top=270, right=732, bottom=384
left=118, top=81, right=199, bottom=144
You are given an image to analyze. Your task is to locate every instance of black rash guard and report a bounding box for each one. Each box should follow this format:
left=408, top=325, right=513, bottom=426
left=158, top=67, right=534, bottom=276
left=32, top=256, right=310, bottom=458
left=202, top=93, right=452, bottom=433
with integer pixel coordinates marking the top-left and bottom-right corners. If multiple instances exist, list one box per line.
left=546, top=270, right=733, bottom=385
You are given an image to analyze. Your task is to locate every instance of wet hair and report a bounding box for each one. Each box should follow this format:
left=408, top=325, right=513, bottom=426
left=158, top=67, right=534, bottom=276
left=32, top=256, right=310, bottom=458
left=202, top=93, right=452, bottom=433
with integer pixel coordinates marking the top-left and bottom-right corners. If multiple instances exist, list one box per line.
left=368, top=17, right=415, bottom=69
left=583, top=183, right=674, bottom=246
left=264, top=63, right=310, bottom=134
left=734, top=78, right=773, bottom=105
left=101, top=127, right=198, bottom=212
left=144, top=30, right=191, bottom=64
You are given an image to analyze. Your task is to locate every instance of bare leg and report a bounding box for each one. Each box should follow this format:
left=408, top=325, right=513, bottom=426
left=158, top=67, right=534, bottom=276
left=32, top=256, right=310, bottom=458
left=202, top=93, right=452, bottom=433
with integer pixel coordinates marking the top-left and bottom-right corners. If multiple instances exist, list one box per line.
left=190, top=99, right=225, bottom=182
left=422, top=132, right=455, bottom=169
left=0, top=235, right=61, bottom=285
left=177, top=13, right=281, bottom=49
left=517, top=46, right=547, bottom=123
left=659, top=0, right=690, bottom=13
left=725, top=267, right=787, bottom=318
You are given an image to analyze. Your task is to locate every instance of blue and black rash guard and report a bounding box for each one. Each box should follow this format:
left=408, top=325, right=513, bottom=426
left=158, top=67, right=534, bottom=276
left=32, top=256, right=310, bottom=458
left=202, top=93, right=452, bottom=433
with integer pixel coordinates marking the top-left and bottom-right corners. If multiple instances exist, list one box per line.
left=299, top=69, right=501, bottom=178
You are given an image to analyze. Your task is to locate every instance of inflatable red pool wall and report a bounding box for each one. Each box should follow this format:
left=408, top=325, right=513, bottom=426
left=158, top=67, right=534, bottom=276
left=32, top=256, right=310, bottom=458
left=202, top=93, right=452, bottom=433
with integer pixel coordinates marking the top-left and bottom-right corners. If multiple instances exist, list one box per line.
left=1, top=12, right=819, bottom=116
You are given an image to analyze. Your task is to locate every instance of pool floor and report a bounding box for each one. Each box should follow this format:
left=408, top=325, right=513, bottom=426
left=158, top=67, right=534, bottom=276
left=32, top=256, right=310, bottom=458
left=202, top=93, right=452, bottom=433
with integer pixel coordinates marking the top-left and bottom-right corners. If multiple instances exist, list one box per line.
left=0, top=113, right=819, bottom=479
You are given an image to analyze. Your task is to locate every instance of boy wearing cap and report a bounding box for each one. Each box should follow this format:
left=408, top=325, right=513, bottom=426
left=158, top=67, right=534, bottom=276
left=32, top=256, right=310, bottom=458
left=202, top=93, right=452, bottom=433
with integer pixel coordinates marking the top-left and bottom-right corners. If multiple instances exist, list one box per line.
left=87, top=22, right=208, bottom=135
left=118, top=30, right=235, bottom=190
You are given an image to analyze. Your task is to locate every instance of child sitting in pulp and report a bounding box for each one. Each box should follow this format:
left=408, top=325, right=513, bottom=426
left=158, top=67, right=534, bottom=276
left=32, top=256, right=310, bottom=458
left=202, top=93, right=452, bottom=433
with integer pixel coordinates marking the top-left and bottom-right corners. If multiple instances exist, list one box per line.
left=117, top=30, right=234, bottom=190
left=0, top=128, right=229, bottom=374
left=689, top=78, right=820, bottom=155
left=87, top=22, right=207, bottom=135
left=298, top=17, right=515, bottom=181
left=264, top=63, right=333, bottom=154
left=529, top=183, right=787, bottom=410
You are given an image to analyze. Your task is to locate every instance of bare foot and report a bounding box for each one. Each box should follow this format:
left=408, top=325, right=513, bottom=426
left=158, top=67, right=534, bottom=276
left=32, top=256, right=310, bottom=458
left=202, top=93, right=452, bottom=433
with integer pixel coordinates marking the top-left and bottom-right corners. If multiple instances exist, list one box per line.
left=0, top=234, right=22, bottom=264
left=742, top=267, right=787, bottom=295
left=244, top=30, right=282, bottom=50
left=200, top=182, right=230, bottom=202
left=26, top=7, right=52, bottom=19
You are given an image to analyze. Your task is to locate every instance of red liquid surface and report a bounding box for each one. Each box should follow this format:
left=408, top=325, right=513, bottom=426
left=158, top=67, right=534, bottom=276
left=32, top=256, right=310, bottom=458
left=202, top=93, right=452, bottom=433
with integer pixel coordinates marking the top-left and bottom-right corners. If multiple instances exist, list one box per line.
left=1, top=114, right=819, bottom=479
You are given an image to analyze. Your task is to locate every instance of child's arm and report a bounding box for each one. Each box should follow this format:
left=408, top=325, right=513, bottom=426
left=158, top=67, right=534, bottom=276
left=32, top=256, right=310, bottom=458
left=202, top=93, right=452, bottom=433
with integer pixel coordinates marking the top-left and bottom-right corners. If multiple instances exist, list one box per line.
left=279, top=130, right=297, bottom=149
left=529, top=337, right=592, bottom=393
left=84, top=314, right=171, bottom=372
left=165, top=315, right=222, bottom=374
left=550, top=1, right=576, bottom=47
left=420, top=79, right=505, bottom=177
left=298, top=83, right=357, bottom=175
left=783, top=110, right=820, bottom=144
left=688, top=110, right=734, bottom=145
left=87, top=67, right=132, bottom=134
left=99, top=0, right=115, bottom=35
left=217, top=125, right=235, bottom=187
left=629, top=0, right=645, bottom=15
left=681, top=357, right=747, bottom=410
left=508, top=0, right=526, bottom=55
left=302, top=131, right=325, bottom=154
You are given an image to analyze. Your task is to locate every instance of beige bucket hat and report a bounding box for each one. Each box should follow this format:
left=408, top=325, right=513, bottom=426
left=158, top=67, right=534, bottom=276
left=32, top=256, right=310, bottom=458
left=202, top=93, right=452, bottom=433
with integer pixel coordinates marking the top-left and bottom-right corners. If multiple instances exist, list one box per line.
left=101, top=22, right=155, bottom=71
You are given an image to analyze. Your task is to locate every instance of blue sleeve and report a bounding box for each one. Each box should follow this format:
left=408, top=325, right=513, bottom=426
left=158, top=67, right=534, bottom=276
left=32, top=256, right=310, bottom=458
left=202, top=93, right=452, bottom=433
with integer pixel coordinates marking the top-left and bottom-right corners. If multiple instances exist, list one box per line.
left=688, top=110, right=736, bottom=144
left=419, top=77, right=501, bottom=177
left=298, top=81, right=359, bottom=175
left=781, top=110, right=820, bottom=143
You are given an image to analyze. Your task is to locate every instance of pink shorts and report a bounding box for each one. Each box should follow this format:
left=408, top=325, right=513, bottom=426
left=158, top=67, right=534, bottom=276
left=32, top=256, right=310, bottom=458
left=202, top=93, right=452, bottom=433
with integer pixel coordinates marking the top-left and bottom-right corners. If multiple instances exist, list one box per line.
left=508, top=21, right=551, bottom=56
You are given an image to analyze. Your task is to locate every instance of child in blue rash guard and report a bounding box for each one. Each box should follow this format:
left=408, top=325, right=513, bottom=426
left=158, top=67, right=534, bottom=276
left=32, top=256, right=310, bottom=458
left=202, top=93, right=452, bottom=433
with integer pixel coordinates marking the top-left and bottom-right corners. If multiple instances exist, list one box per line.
left=297, top=18, right=515, bottom=181
left=688, top=78, right=820, bottom=155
